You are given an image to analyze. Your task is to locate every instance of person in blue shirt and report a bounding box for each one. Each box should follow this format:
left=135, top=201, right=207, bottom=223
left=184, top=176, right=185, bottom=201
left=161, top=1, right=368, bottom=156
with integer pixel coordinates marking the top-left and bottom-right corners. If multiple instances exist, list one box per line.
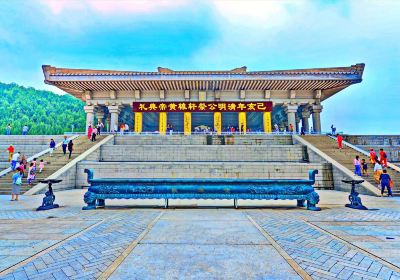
left=11, top=167, right=22, bottom=201
left=379, top=169, right=393, bottom=197
left=49, top=138, right=56, bottom=157
left=61, top=136, right=69, bottom=155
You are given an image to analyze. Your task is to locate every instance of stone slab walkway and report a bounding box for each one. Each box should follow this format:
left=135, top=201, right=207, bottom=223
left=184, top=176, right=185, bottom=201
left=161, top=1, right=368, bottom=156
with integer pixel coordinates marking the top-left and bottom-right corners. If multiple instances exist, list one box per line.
left=0, top=190, right=399, bottom=279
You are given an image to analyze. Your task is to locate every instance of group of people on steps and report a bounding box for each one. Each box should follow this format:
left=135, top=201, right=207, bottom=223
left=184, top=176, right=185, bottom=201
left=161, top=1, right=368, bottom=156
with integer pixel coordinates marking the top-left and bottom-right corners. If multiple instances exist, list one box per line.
left=9, top=136, right=74, bottom=202
left=336, top=135, right=393, bottom=197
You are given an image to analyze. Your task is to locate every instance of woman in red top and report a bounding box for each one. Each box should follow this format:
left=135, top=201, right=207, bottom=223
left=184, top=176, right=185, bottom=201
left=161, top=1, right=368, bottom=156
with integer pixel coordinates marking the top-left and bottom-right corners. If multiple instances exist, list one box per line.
left=337, top=134, right=343, bottom=149
left=87, top=125, right=93, bottom=140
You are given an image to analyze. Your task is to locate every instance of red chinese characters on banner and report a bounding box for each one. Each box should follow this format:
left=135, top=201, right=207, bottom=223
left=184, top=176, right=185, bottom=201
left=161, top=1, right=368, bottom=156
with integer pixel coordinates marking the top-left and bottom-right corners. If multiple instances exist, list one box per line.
left=132, top=102, right=272, bottom=112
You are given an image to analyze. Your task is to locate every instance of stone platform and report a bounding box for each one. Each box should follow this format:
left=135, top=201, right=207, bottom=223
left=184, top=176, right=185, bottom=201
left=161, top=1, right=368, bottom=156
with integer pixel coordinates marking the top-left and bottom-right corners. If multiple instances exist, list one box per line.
left=0, top=191, right=399, bottom=279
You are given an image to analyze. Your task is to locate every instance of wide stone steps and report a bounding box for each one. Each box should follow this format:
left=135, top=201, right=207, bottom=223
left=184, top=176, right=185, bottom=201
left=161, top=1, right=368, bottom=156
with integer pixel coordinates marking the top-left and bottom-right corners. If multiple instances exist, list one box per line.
left=0, top=136, right=106, bottom=195
left=100, top=145, right=307, bottom=162
left=76, top=161, right=334, bottom=190
left=302, top=135, right=400, bottom=195
left=114, top=135, right=293, bottom=146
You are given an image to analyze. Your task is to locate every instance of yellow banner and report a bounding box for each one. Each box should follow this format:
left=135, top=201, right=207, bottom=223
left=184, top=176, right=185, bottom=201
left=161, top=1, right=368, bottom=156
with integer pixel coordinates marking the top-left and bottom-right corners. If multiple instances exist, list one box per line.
left=214, top=112, right=222, bottom=135
left=238, top=112, right=246, bottom=134
left=263, top=112, right=272, bottom=133
left=134, top=112, right=142, bottom=133
left=184, top=112, right=191, bottom=135
left=159, top=112, right=167, bottom=135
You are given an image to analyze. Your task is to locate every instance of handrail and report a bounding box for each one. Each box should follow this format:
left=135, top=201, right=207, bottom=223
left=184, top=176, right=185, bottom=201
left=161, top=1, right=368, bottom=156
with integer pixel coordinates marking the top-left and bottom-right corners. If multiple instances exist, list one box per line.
left=329, top=135, right=400, bottom=173
left=0, top=135, right=80, bottom=178
left=293, top=135, right=381, bottom=196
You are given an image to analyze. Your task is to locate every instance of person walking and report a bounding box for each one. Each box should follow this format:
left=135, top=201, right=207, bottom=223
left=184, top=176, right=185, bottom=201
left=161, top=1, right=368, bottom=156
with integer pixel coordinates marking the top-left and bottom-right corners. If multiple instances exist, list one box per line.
left=61, top=136, right=68, bottom=155
left=361, top=159, right=369, bottom=176
left=353, top=155, right=362, bottom=176
left=374, top=162, right=383, bottom=184
left=39, top=159, right=45, bottom=173
left=369, top=148, right=377, bottom=165
left=120, top=124, right=125, bottom=136
left=10, top=151, right=20, bottom=170
left=11, top=167, right=23, bottom=201
left=379, top=148, right=388, bottom=167
left=337, top=134, right=343, bottom=149
left=67, top=139, right=74, bottom=159
left=379, top=169, right=393, bottom=197
left=22, top=125, right=29, bottom=135
left=49, top=138, right=56, bottom=156
left=6, top=145, right=14, bottom=162
left=5, top=124, right=11, bottom=135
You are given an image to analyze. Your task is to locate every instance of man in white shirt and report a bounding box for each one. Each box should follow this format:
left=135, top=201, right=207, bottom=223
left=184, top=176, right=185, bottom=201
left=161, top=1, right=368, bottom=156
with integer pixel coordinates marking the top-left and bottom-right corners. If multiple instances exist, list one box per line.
left=11, top=152, right=20, bottom=170
left=22, top=125, right=29, bottom=135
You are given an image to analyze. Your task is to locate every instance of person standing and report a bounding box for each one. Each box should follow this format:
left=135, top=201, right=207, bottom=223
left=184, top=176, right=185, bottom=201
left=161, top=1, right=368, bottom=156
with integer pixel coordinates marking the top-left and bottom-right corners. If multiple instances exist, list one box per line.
left=331, top=124, right=336, bottom=135
left=124, top=123, right=129, bottom=134
left=97, top=122, right=103, bottom=135
left=379, top=148, right=388, bottom=167
left=10, top=151, right=20, bottom=170
left=91, top=127, right=97, bottom=141
left=353, top=155, right=362, bottom=176
left=87, top=125, right=93, bottom=140
left=27, top=163, right=36, bottom=186
left=6, top=145, right=14, bottom=162
left=337, top=134, right=343, bottom=149
left=11, top=167, right=23, bottom=201
left=61, top=136, right=68, bottom=155
left=6, top=124, right=11, bottom=135
left=120, top=124, right=125, bottom=136
left=22, top=125, right=29, bottom=135
left=49, top=138, right=56, bottom=157
left=67, top=140, right=74, bottom=159
left=379, top=169, right=393, bottom=197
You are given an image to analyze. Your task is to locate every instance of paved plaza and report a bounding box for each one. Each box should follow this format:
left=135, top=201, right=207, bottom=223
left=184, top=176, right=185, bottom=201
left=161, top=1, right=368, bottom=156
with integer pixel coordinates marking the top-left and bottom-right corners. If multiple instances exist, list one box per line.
left=0, top=191, right=399, bottom=279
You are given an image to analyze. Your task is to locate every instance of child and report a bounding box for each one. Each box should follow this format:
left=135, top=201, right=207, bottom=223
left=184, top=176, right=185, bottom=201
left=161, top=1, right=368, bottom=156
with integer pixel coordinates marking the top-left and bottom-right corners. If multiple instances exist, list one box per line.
left=11, top=167, right=22, bottom=201
left=27, top=163, right=36, bottom=186
left=379, top=169, right=393, bottom=197
left=361, top=159, right=368, bottom=176
left=32, top=158, right=37, bottom=168
left=353, top=155, right=361, bottom=176
left=39, top=159, right=45, bottom=173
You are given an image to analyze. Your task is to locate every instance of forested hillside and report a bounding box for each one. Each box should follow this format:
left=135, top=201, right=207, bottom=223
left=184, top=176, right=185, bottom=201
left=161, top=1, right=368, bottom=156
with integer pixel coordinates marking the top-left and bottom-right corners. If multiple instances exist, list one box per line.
left=0, top=82, right=85, bottom=135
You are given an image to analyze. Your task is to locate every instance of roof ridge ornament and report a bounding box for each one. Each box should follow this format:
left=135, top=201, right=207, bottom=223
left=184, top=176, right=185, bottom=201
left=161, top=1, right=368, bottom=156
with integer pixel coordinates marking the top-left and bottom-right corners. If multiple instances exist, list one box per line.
left=157, top=66, right=247, bottom=73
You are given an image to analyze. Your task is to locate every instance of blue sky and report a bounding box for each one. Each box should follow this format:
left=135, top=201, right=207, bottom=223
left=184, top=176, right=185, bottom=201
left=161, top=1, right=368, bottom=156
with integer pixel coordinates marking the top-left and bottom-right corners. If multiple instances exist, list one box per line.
left=0, top=0, right=399, bottom=134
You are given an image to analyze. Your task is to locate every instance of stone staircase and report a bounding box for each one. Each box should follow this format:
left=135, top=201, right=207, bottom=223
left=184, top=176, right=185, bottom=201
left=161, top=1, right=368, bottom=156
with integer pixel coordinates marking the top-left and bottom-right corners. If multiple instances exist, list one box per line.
left=76, top=135, right=334, bottom=190
left=302, top=135, right=400, bottom=196
left=0, top=136, right=105, bottom=195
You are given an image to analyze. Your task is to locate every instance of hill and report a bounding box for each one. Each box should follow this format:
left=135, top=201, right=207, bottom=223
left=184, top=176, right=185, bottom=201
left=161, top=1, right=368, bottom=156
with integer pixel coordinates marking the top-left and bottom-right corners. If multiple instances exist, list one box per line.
left=0, top=82, right=85, bottom=135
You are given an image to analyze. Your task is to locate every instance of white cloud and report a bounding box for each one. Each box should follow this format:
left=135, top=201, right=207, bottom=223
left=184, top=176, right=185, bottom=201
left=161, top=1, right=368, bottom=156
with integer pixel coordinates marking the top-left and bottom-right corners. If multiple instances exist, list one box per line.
left=39, top=0, right=187, bottom=15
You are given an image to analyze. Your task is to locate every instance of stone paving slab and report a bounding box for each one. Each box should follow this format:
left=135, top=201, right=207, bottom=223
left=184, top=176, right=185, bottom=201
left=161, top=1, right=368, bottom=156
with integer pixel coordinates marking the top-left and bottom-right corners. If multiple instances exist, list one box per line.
left=247, top=210, right=400, bottom=280
left=109, top=243, right=301, bottom=280
left=0, top=211, right=160, bottom=280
